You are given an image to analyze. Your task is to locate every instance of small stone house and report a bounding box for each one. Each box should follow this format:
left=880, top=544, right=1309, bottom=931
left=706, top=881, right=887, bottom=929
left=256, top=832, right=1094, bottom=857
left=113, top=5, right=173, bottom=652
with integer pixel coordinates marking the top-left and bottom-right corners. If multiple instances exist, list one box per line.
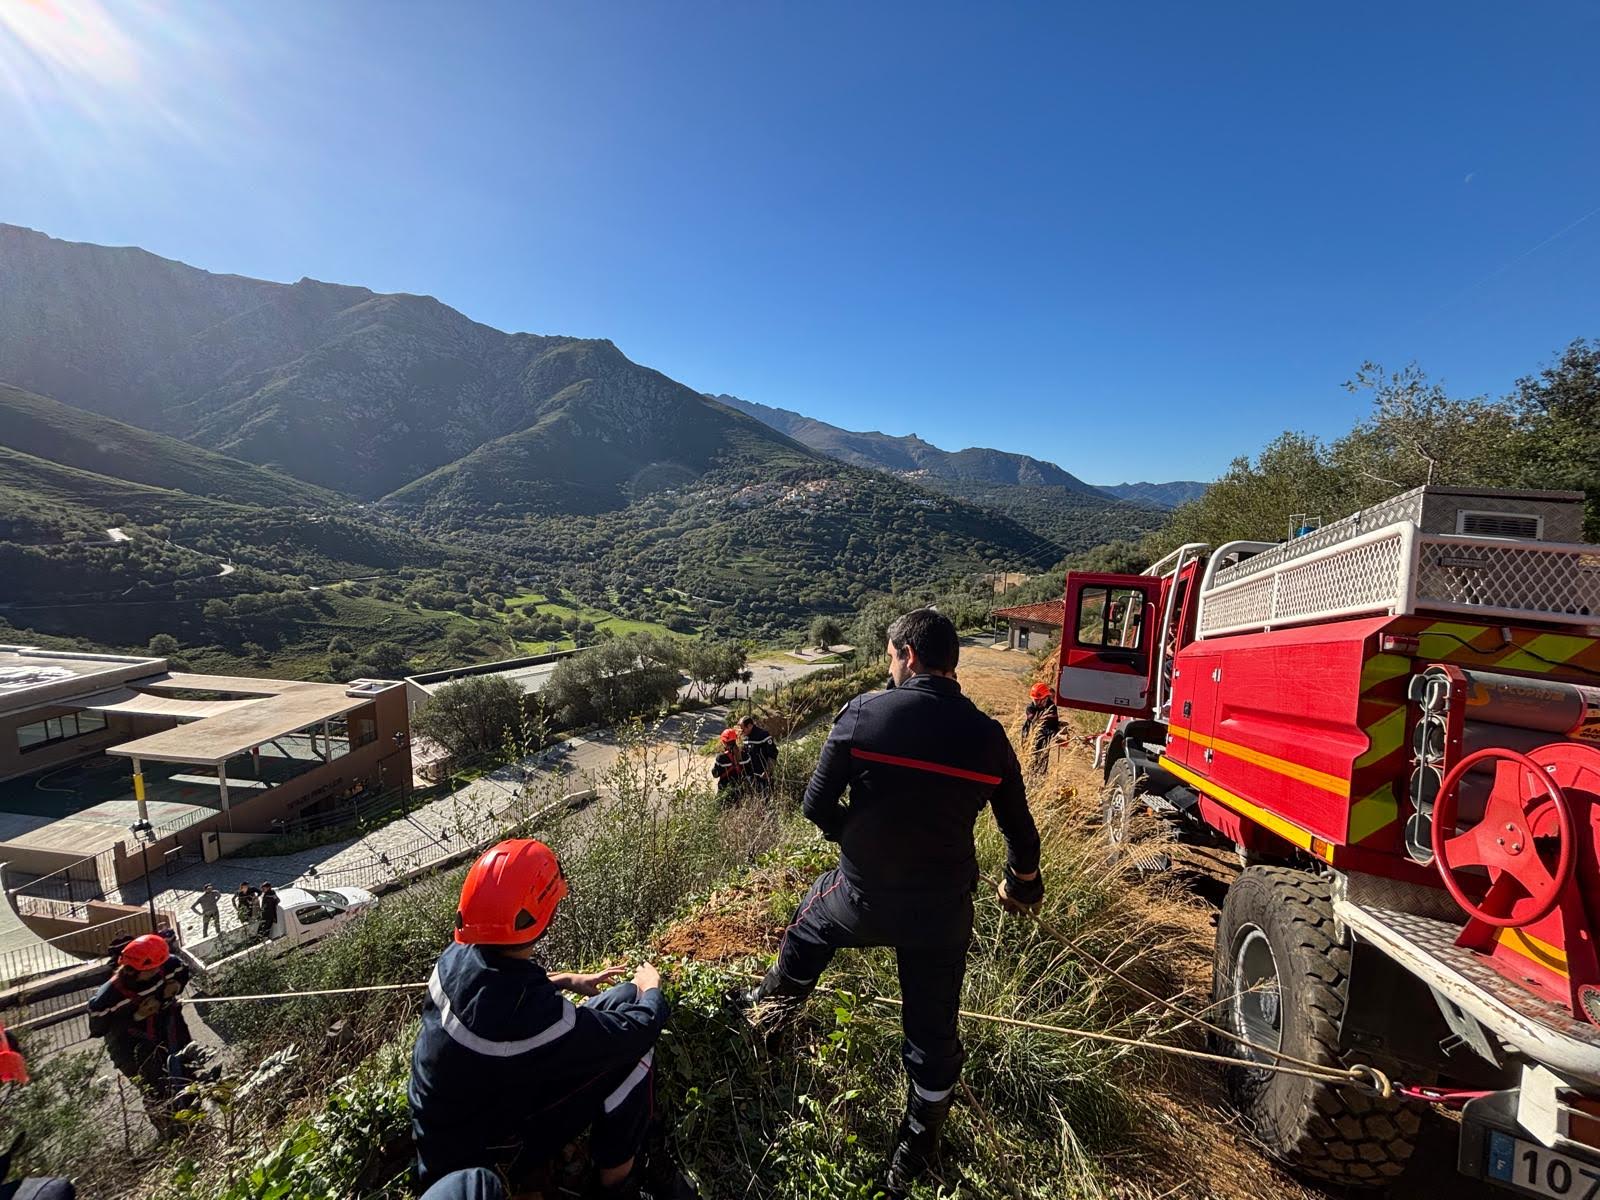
left=991, top=600, right=1063, bottom=651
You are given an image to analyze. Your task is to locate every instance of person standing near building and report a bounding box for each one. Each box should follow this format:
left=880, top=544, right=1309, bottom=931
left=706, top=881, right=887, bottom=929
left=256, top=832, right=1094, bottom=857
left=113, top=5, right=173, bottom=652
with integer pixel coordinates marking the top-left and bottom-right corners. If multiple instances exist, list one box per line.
left=190, top=884, right=221, bottom=939
left=256, top=883, right=280, bottom=939
left=233, top=883, right=258, bottom=930
left=409, top=838, right=690, bottom=1198
left=737, top=717, right=777, bottom=796
left=741, top=609, right=1043, bottom=1197
left=1019, top=682, right=1061, bottom=772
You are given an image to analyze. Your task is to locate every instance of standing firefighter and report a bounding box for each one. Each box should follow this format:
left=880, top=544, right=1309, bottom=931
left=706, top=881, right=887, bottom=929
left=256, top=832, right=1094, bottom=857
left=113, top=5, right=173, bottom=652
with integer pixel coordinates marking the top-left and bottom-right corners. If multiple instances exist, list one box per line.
left=1020, top=681, right=1061, bottom=771
left=738, top=716, right=778, bottom=796
left=710, top=728, right=746, bottom=801
left=409, top=838, right=693, bottom=1198
left=86, top=933, right=196, bottom=1124
left=742, top=609, right=1043, bottom=1196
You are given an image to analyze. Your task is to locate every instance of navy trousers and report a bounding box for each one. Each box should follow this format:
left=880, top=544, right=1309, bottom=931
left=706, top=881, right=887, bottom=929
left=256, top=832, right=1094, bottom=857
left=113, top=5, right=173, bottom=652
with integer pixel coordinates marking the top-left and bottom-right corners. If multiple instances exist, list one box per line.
left=771, top=868, right=972, bottom=1098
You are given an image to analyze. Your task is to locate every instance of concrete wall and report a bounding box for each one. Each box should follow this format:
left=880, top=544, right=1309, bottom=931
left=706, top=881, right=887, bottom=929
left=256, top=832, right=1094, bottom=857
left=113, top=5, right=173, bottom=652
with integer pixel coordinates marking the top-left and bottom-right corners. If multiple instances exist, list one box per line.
left=1007, top=620, right=1059, bottom=651
left=20, top=901, right=172, bottom=955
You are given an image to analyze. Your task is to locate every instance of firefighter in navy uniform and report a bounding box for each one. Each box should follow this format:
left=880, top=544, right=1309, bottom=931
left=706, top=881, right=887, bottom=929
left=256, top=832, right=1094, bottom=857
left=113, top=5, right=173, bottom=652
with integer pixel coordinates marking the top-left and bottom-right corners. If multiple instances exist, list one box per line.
left=742, top=609, right=1043, bottom=1196
left=737, top=716, right=778, bottom=796
left=409, top=838, right=695, bottom=1199
left=86, top=933, right=197, bottom=1128
left=1020, top=681, right=1061, bottom=771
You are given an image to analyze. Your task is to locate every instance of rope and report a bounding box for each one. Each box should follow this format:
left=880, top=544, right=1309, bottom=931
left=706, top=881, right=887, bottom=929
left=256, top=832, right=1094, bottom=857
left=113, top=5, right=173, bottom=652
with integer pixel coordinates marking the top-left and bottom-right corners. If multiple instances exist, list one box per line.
left=978, top=872, right=1391, bottom=1096
left=178, top=971, right=1376, bottom=1093
left=181, top=982, right=426, bottom=1006
left=794, top=979, right=1386, bottom=1092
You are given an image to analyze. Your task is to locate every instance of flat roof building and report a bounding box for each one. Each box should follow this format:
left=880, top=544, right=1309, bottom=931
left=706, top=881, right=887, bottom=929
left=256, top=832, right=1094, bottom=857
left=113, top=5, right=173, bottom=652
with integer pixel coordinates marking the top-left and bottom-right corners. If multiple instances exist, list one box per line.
left=0, top=646, right=410, bottom=888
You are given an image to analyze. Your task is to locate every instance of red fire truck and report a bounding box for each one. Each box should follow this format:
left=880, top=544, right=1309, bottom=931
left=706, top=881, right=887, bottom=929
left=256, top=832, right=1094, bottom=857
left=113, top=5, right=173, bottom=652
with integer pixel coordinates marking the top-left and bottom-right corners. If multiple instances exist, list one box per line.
left=1056, top=486, right=1600, bottom=1195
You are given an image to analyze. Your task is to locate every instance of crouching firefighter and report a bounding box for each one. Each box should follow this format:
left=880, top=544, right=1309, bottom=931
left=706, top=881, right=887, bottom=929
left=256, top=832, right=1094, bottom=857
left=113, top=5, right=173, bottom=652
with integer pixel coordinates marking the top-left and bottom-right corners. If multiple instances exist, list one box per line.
left=86, top=932, right=198, bottom=1127
left=409, top=838, right=695, bottom=1199
left=741, top=609, right=1043, bottom=1197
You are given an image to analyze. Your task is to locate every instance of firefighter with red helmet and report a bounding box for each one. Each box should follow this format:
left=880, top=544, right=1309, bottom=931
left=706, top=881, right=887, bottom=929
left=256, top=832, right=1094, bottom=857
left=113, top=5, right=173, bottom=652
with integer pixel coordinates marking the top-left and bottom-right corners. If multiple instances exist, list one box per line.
left=409, top=839, right=690, bottom=1198
left=710, top=728, right=747, bottom=801
left=86, top=932, right=195, bottom=1110
left=1020, top=681, right=1061, bottom=771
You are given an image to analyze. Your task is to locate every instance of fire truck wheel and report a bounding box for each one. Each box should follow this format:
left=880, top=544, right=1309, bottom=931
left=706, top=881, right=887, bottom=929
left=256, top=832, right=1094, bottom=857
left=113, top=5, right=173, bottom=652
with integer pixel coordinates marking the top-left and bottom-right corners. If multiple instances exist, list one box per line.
left=1212, top=867, right=1420, bottom=1186
left=1099, top=757, right=1139, bottom=861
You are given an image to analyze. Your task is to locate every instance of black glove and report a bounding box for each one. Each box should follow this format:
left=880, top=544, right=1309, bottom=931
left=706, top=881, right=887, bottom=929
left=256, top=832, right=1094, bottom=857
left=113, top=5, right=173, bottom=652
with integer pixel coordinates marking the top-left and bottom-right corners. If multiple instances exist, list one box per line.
left=997, top=866, right=1044, bottom=915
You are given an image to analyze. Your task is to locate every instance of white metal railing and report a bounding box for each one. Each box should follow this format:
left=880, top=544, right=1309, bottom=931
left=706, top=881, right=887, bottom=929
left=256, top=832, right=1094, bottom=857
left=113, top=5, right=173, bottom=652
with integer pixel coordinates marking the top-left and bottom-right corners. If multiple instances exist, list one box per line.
left=1198, top=521, right=1600, bottom=637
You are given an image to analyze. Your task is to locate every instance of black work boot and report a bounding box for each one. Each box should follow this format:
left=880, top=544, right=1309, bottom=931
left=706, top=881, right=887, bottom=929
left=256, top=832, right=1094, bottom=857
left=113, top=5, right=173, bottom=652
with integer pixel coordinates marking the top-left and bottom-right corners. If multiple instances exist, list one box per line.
left=884, top=1085, right=954, bottom=1199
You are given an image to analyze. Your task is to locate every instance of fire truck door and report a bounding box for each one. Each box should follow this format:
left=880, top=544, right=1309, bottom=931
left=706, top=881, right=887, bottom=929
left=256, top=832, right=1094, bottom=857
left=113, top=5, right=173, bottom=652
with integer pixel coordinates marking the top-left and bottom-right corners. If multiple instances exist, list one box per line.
left=1057, top=573, right=1162, bottom=716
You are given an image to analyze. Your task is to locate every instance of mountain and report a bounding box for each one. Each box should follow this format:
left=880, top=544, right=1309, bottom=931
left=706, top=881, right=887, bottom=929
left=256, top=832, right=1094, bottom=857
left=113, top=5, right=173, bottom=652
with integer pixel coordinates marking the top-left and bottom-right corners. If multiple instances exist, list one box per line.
left=1098, top=480, right=1209, bottom=508
left=712, top=392, right=1171, bottom=547
left=713, top=393, right=1104, bottom=491
left=0, top=382, right=331, bottom=509
left=0, top=224, right=1082, bottom=651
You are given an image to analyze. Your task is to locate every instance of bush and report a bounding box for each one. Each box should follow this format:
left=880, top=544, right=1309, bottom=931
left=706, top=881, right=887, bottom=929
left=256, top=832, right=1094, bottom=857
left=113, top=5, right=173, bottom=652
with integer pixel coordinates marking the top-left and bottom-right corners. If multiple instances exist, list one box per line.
left=411, top=675, right=530, bottom=762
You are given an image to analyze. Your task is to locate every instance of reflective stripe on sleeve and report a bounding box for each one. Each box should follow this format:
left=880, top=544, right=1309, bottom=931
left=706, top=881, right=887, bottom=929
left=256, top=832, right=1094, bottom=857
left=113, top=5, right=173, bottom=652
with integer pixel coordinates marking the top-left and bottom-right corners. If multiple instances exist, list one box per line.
left=428, top=966, right=576, bottom=1057
left=603, top=1051, right=654, bottom=1113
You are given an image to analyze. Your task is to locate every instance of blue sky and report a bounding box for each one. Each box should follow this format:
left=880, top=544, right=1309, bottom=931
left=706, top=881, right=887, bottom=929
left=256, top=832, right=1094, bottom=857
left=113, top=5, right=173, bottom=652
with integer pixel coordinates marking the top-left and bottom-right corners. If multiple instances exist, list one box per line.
left=2, top=2, right=1597, bottom=483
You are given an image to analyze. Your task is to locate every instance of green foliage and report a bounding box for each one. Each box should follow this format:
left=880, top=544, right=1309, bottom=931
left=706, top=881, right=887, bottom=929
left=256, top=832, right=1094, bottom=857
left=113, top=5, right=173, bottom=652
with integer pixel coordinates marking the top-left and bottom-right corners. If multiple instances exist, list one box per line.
left=411, top=675, right=527, bottom=761
left=542, top=634, right=684, bottom=727
left=1512, top=338, right=1600, bottom=538
left=808, top=615, right=844, bottom=649
left=679, top=638, right=749, bottom=702
left=0, top=1050, right=115, bottom=1187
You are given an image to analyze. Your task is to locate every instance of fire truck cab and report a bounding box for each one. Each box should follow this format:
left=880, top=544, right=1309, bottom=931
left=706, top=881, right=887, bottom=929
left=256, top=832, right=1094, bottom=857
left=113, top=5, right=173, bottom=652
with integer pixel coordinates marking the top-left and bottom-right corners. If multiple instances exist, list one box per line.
left=1057, top=486, right=1600, bottom=1195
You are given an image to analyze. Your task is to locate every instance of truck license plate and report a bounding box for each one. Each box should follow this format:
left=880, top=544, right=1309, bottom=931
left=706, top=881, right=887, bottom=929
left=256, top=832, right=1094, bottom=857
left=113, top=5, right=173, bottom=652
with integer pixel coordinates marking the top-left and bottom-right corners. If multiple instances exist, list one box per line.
left=1487, top=1131, right=1600, bottom=1198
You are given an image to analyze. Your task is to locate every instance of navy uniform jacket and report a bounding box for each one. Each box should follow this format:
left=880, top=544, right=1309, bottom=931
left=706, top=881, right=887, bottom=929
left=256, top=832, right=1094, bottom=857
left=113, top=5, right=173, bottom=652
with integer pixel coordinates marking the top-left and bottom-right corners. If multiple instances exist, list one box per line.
left=803, top=674, right=1040, bottom=898
left=410, top=943, right=667, bottom=1179
left=86, top=958, right=191, bottom=1044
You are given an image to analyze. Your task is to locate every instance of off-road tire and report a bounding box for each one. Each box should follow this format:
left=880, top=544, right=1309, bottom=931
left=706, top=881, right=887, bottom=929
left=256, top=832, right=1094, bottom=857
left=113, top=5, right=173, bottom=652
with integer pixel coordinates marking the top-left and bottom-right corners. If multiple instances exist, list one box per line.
left=1213, top=867, right=1420, bottom=1187
left=1100, top=757, right=1139, bottom=862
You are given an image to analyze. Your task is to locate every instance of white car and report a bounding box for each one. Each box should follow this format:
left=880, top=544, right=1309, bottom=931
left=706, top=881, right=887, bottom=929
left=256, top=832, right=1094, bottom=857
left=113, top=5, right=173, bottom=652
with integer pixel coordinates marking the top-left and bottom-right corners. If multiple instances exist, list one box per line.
left=188, top=885, right=377, bottom=966
left=263, top=886, right=377, bottom=946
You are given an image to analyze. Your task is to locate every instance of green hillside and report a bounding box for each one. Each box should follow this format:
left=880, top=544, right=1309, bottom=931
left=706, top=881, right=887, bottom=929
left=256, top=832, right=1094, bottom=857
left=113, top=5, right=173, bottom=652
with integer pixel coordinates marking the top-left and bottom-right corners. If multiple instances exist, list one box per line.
left=0, top=382, right=331, bottom=508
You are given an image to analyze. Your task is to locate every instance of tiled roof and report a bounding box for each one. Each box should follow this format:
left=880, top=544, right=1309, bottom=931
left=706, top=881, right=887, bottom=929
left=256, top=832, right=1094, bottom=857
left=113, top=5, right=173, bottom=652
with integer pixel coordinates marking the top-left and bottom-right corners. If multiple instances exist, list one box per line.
left=991, top=600, right=1063, bottom=625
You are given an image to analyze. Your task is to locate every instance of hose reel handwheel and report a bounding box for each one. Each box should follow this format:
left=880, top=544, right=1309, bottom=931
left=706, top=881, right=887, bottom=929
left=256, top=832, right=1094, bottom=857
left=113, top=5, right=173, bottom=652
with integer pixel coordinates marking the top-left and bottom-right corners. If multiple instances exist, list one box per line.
left=1430, top=746, right=1575, bottom=929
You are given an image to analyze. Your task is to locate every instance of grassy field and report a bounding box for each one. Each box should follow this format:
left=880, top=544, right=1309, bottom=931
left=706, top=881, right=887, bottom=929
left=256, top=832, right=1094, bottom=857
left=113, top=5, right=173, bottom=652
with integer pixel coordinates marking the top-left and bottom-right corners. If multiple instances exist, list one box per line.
left=505, top=589, right=688, bottom=640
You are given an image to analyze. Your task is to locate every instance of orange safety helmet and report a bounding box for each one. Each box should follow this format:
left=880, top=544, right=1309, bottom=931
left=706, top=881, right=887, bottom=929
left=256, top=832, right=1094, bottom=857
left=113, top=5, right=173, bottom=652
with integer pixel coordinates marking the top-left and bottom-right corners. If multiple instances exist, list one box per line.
left=455, top=838, right=568, bottom=946
left=119, top=933, right=170, bottom=972
left=1029, top=683, right=1052, bottom=701
left=719, top=728, right=740, bottom=745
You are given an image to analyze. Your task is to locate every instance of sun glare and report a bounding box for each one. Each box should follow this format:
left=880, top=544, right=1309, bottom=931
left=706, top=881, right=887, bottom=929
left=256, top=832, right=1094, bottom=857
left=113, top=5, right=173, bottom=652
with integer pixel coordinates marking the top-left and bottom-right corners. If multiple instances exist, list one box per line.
left=0, top=0, right=143, bottom=92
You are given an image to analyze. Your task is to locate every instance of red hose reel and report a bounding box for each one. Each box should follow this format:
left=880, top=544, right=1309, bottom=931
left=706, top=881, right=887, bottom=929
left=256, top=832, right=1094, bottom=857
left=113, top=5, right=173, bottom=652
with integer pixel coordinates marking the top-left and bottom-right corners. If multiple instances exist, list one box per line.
left=1431, top=745, right=1578, bottom=929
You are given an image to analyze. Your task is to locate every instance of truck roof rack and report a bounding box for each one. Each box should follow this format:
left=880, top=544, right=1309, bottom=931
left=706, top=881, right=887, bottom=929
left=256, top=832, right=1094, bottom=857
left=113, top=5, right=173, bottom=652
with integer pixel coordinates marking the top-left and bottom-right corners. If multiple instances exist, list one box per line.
left=1197, top=486, right=1599, bottom=638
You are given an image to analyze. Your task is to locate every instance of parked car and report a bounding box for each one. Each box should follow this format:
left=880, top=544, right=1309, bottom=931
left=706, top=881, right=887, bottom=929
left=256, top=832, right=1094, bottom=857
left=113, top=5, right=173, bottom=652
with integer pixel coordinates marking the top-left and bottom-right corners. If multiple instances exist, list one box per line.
left=187, top=885, right=377, bottom=966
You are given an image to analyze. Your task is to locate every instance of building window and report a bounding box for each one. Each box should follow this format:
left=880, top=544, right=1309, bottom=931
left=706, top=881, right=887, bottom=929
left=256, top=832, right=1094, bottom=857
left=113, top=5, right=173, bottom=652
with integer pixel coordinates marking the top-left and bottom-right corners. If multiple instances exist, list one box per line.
left=352, top=717, right=377, bottom=749
left=16, top=710, right=108, bottom=754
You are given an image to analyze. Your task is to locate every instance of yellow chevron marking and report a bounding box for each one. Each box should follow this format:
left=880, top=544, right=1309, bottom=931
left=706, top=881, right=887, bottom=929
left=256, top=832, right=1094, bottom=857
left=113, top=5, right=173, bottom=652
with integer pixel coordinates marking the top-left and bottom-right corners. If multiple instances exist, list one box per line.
left=1417, top=621, right=1501, bottom=663
left=1347, top=783, right=1399, bottom=844
left=1167, top=725, right=1349, bottom=796
left=1159, top=755, right=1335, bottom=862
left=1355, top=706, right=1408, bottom=770
left=1502, top=633, right=1598, bottom=673
left=1497, top=926, right=1569, bottom=977
left=1360, top=653, right=1412, bottom=693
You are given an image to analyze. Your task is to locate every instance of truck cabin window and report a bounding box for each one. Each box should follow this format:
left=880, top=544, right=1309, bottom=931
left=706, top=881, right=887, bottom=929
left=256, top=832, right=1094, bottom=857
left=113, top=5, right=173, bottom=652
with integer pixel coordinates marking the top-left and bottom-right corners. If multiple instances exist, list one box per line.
left=1077, top=586, right=1146, bottom=650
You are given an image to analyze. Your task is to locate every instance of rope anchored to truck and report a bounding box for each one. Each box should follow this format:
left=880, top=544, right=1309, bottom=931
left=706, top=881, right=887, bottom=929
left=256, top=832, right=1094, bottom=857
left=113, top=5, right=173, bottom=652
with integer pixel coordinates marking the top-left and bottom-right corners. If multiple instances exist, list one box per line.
left=175, top=970, right=1392, bottom=1098
left=977, top=872, right=1395, bottom=1099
